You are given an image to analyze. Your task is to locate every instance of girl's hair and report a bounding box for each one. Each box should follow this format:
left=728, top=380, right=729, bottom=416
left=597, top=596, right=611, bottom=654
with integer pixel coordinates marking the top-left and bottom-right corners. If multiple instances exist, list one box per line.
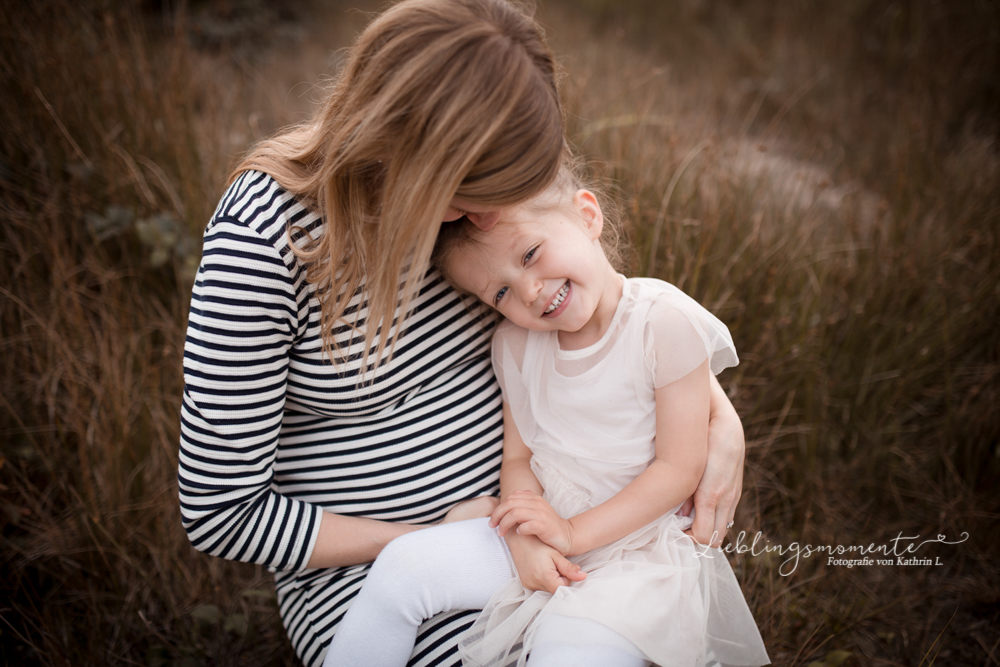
left=433, top=159, right=630, bottom=288
left=232, top=0, right=564, bottom=368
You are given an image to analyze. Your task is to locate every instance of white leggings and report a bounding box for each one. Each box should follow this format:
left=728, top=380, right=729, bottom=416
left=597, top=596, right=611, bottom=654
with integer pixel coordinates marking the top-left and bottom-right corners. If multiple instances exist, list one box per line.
left=322, top=518, right=647, bottom=667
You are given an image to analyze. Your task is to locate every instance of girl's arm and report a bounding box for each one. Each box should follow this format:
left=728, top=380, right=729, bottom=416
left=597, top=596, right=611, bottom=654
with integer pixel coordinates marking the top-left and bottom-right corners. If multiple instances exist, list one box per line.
left=491, top=360, right=711, bottom=557
left=499, top=402, right=586, bottom=590
left=498, top=402, right=544, bottom=498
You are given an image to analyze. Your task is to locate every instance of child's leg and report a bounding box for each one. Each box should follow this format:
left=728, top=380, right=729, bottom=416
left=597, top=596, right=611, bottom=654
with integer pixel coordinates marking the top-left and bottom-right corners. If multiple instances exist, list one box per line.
left=527, top=614, right=649, bottom=667
left=323, top=517, right=513, bottom=667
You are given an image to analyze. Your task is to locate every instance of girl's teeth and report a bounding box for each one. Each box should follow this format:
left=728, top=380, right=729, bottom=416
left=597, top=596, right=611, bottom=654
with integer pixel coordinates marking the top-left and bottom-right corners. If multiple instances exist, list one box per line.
left=545, top=282, right=569, bottom=314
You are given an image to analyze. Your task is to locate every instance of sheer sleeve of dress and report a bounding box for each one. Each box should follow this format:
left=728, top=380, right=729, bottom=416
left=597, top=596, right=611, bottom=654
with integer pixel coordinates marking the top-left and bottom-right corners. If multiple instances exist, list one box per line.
left=491, top=319, right=530, bottom=401
left=490, top=319, right=538, bottom=442
left=641, top=283, right=738, bottom=388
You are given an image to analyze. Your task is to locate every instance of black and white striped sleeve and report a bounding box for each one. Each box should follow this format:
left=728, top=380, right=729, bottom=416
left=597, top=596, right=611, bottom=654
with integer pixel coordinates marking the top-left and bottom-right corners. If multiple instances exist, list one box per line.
left=178, top=216, right=321, bottom=571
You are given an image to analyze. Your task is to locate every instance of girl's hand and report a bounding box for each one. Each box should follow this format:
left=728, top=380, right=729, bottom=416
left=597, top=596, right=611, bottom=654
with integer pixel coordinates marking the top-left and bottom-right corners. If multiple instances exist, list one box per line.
left=505, top=532, right=586, bottom=593
left=490, top=490, right=574, bottom=555
left=441, top=496, right=500, bottom=524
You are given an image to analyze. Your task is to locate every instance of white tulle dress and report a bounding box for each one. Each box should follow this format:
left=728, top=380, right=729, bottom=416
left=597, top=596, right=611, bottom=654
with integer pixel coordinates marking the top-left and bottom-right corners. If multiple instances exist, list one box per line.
left=458, top=277, right=770, bottom=667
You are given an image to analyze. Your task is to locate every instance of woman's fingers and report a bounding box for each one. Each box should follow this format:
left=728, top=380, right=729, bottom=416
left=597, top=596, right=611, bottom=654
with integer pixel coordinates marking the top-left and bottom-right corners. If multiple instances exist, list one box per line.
left=686, top=486, right=737, bottom=547
left=712, top=450, right=745, bottom=543
left=690, top=414, right=746, bottom=546
left=505, top=532, right=582, bottom=594
left=711, top=491, right=737, bottom=546
left=697, top=380, right=747, bottom=546
left=687, top=488, right=723, bottom=546
left=732, top=450, right=744, bottom=526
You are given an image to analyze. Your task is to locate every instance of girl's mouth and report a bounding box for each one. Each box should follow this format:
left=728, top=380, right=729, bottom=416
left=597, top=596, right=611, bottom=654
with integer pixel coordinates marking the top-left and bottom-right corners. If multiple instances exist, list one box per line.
left=543, top=281, right=570, bottom=316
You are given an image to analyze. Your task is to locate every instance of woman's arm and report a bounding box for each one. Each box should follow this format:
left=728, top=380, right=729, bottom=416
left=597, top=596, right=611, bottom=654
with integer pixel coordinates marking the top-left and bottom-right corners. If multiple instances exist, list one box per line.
left=305, top=514, right=423, bottom=568
left=180, top=198, right=454, bottom=572
left=306, top=497, right=501, bottom=568
left=179, top=214, right=320, bottom=572
left=684, top=375, right=745, bottom=547
left=492, top=360, right=711, bottom=557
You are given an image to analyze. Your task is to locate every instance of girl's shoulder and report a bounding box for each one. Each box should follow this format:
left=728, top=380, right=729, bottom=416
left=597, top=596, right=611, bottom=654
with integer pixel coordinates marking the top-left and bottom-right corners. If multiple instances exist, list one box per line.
left=625, top=277, right=739, bottom=383
left=627, top=277, right=700, bottom=311
left=627, top=277, right=722, bottom=332
left=492, top=318, right=532, bottom=358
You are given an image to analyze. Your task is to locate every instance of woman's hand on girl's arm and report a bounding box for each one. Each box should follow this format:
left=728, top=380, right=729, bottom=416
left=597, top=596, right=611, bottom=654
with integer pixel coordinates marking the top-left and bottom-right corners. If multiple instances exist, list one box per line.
left=682, top=374, right=746, bottom=548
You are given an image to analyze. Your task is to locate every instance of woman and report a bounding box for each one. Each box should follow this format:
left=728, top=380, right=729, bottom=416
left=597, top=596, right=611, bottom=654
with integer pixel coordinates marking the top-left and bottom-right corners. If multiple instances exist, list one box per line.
left=178, top=1, right=746, bottom=665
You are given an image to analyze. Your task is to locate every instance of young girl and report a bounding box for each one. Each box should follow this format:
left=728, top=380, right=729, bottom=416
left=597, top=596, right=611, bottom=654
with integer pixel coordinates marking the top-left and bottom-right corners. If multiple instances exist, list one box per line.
left=324, top=167, right=769, bottom=667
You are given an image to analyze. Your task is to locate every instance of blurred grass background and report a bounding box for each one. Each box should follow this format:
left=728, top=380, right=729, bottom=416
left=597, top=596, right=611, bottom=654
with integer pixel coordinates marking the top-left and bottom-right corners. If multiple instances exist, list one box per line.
left=0, top=0, right=997, bottom=665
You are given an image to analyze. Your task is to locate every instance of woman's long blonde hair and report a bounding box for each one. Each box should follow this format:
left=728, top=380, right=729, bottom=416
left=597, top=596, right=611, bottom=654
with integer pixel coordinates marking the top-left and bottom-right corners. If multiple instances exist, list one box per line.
left=233, top=0, right=564, bottom=368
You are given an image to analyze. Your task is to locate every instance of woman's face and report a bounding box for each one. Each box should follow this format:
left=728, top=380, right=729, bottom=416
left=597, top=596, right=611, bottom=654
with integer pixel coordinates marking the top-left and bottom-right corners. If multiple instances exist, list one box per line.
left=444, top=197, right=502, bottom=231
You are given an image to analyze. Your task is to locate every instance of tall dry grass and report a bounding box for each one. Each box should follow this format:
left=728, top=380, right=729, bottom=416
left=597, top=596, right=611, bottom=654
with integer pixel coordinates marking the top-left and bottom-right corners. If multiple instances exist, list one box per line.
left=0, top=1, right=366, bottom=663
left=1, top=0, right=997, bottom=665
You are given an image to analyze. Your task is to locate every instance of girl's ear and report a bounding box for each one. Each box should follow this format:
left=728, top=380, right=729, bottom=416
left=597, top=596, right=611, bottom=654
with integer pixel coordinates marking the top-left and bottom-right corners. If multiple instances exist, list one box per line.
left=574, top=189, right=604, bottom=240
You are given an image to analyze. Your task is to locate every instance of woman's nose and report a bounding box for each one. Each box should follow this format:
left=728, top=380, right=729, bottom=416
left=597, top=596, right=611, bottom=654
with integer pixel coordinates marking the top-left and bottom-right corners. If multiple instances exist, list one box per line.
left=466, top=211, right=501, bottom=231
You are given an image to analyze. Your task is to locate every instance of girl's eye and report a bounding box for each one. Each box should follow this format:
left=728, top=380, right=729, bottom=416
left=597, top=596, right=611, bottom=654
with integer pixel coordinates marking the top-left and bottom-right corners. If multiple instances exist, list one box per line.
left=493, top=286, right=508, bottom=306
left=523, top=246, right=537, bottom=264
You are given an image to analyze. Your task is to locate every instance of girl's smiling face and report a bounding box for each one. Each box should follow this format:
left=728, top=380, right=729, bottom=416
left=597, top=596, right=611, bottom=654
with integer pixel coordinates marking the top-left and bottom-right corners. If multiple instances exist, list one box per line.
left=445, top=189, right=623, bottom=348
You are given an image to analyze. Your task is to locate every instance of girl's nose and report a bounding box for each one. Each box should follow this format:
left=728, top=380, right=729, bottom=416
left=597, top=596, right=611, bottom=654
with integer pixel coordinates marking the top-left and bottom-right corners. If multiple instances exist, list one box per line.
left=516, top=275, right=544, bottom=306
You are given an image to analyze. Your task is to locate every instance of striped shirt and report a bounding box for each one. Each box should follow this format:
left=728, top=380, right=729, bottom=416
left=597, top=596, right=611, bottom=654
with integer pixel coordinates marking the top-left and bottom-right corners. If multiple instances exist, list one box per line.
left=179, top=171, right=504, bottom=666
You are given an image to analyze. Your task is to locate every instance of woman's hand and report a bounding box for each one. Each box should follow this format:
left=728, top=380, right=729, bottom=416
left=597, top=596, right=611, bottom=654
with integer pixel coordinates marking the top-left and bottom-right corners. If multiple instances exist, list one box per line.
left=682, top=375, right=746, bottom=547
left=505, top=532, right=586, bottom=593
left=490, top=490, right=574, bottom=555
left=441, top=496, right=500, bottom=524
